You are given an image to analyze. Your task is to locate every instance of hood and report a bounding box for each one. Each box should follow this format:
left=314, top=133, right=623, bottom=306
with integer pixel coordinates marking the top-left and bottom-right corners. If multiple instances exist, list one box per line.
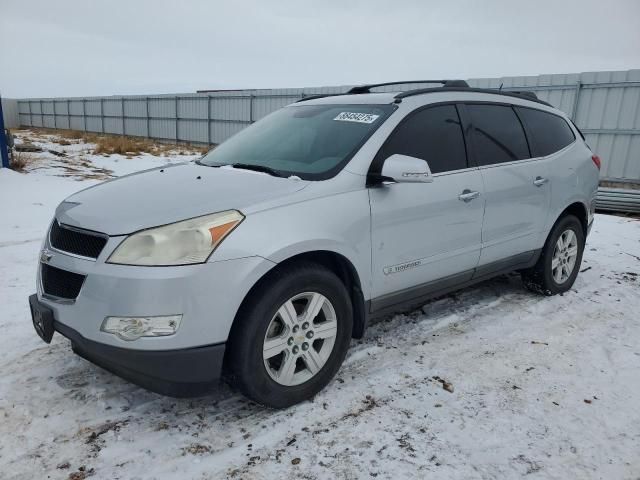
left=56, top=162, right=309, bottom=235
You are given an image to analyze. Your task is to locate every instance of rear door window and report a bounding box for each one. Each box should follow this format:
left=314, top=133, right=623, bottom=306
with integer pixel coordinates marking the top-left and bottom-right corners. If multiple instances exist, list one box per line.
left=467, top=104, right=530, bottom=166
left=515, top=107, right=576, bottom=157
left=377, top=105, right=468, bottom=174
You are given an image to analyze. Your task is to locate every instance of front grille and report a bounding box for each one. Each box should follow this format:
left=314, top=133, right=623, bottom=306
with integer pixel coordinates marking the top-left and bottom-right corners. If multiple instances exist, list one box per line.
left=49, top=221, right=107, bottom=259
left=41, top=264, right=86, bottom=300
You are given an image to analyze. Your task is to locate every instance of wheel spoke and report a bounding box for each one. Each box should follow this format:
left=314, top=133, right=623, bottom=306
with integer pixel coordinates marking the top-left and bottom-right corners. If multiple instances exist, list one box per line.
left=565, top=230, right=575, bottom=248
left=553, top=265, right=563, bottom=283
left=263, top=336, right=289, bottom=360
left=314, top=320, right=337, bottom=339
left=562, top=264, right=570, bottom=281
left=556, top=236, right=565, bottom=251
left=302, top=293, right=325, bottom=324
left=278, top=352, right=297, bottom=384
left=302, top=349, right=324, bottom=375
left=551, top=256, right=560, bottom=270
left=566, top=246, right=578, bottom=258
left=277, top=300, right=298, bottom=329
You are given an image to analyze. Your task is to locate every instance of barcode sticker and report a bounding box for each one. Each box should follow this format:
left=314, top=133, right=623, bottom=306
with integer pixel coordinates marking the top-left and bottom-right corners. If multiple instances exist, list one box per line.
left=333, top=112, right=380, bottom=124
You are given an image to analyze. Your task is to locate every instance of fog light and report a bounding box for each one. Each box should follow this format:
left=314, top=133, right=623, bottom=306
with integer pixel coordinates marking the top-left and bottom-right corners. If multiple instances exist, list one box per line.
left=101, top=315, right=182, bottom=341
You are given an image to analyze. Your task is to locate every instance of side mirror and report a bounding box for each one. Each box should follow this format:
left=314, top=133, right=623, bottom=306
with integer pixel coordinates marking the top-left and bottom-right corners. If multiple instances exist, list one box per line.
left=380, top=154, right=433, bottom=184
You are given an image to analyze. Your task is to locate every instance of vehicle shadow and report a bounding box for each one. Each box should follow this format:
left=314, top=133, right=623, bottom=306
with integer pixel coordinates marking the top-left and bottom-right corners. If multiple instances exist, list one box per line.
left=2, top=271, right=549, bottom=476
left=55, top=273, right=534, bottom=414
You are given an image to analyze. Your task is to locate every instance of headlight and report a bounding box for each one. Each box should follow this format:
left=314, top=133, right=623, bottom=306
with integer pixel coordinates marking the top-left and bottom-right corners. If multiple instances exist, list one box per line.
left=107, top=210, right=244, bottom=266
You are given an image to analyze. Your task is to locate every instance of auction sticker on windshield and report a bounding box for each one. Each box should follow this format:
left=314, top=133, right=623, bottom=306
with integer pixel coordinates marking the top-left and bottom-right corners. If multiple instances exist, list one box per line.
left=333, top=112, right=380, bottom=124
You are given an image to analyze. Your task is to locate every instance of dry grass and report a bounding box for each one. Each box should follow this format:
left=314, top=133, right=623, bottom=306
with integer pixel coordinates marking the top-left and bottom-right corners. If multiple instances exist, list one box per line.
left=24, top=128, right=210, bottom=156
left=10, top=151, right=34, bottom=172
left=91, top=135, right=209, bottom=156
left=31, top=128, right=92, bottom=144
left=93, top=136, right=156, bottom=156
left=62, top=130, right=85, bottom=140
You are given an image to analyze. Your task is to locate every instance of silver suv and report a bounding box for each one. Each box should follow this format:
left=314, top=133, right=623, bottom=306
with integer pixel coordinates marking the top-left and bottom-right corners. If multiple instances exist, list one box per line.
left=29, top=80, right=600, bottom=408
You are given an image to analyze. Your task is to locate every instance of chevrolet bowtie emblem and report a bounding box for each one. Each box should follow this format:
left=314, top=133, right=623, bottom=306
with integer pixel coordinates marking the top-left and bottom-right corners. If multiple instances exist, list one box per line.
left=40, top=249, right=53, bottom=264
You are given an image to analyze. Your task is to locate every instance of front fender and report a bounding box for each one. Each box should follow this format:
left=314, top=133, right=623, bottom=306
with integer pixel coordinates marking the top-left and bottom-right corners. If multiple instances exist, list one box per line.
left=211, top=189, right=372, bottom=299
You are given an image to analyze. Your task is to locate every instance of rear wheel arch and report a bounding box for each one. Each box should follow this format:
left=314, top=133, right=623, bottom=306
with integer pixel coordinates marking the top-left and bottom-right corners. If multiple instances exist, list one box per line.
left=556, top=201, right=588, bottom=237
left=522, top=213, right=585, bottom=295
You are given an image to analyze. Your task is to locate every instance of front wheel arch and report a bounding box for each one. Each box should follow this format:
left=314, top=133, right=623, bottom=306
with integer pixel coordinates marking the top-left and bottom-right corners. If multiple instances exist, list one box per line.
left=224, top=251, right=367, bottom=372
left=223, top=260, right=353, bottom=407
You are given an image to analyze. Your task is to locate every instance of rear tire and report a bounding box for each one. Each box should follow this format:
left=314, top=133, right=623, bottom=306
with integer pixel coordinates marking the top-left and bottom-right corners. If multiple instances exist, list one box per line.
left=521, top=215, right=585, bottom=295
left=226, top=262, right=352, bottom=408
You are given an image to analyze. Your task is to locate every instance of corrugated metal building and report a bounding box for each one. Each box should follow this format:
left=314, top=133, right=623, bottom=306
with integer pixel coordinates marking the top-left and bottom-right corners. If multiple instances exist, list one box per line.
left=12, top=69, right=640, bottom=185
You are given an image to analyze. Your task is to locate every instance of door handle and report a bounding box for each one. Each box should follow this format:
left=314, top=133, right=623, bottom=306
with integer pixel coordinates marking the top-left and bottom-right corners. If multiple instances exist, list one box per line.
left=458, top=189, right=480, bottom=202
left=533, top=176, right=549, bottom=187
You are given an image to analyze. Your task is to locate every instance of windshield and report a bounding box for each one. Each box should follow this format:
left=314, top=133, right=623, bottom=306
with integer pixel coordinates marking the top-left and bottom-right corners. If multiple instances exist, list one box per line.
left=199, top=104, right=394, bottom=180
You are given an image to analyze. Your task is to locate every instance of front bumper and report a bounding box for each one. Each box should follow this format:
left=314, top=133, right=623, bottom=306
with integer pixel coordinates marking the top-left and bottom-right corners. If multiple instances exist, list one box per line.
left=56, top=317, right=226, bottom=397
left=33, top=228, right=276, bottom=395
left=37, top=233, right=275, bottom=350
left=29, top=293, right=226, bottom=396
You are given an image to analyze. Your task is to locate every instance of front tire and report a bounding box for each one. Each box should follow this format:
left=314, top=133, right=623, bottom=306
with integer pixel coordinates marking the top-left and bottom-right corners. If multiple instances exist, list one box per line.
left=521, top=214, right=585, bottom=295
left=226, top=262, right=352, bottom=408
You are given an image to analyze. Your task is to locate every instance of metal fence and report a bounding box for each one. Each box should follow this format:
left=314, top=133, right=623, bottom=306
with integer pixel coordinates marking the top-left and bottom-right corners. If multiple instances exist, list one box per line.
left=15, top=86, right=348, bottom=146
left=1, top=98, right=19, bottom=129
left=596, top=187, right=640, bottom=213
left=467, top=70, right=640, bottom=185
left=14, top=69, right=640, bottom=185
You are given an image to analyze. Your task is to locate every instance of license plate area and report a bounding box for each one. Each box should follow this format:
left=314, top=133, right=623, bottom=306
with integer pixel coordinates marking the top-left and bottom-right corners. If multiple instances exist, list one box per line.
left=29, top=294, right=55, bottom=343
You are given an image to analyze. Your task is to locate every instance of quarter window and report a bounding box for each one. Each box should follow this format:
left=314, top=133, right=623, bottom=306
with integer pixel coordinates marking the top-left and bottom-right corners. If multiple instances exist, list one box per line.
left=515, top=107, right=576, bottom=157
left=377, top=105, right=468, bottom=174
left=467, top=104, right=530, bottom=166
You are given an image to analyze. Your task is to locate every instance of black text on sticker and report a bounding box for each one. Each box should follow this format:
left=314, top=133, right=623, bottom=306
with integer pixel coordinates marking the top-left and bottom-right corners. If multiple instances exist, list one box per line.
left=333, top=112, right=380, bottom=124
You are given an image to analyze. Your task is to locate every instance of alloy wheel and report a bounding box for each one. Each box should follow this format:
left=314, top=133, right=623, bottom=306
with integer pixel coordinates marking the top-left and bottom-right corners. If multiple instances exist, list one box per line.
left=262, top=292, right=338, bottom=386
left=551, top=229, right=579, bottom=284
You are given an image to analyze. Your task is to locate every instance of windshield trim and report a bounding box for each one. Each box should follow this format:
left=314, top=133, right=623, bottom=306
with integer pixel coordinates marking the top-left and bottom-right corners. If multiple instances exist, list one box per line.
left=199, top=103, right=397, bottom=181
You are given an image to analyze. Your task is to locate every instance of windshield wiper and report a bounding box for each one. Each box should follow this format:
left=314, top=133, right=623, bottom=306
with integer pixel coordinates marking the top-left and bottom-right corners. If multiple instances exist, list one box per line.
left=230, top=163, right=285, bottom=177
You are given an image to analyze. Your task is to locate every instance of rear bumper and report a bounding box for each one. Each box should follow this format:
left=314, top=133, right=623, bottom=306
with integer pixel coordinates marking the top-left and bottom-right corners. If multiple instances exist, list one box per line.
left=54, top=320, right=226, bottom=397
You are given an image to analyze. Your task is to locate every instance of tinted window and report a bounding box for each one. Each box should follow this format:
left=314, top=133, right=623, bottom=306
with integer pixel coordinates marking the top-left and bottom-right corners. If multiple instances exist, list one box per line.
left=467, top=104, right=530, bottom=165
left=516, top=107, right=576, bottom=157
left=378, top=105, right=467, bottom=174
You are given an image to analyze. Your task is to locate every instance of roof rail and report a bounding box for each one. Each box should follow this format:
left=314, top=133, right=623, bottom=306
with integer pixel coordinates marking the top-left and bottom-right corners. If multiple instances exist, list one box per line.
left=295, top=80, right=468, bottom=103
left=504, top=90, right=539, bottom=100
left=296, top=93, right=342, bottom=103
left=394, top=86, right=552, bottom=107
left=347, top=79, right=469, bottom=94
left=295, top=83, right=552, bottom=108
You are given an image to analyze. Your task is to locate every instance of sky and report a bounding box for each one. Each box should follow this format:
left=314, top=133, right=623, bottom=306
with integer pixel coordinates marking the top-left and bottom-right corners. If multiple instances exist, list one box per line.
left=1, top=0, right=639, bottom=98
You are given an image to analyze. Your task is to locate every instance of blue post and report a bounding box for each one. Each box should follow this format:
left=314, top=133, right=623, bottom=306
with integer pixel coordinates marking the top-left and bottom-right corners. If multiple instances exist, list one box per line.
left=0, top=95, right=10, bottom=168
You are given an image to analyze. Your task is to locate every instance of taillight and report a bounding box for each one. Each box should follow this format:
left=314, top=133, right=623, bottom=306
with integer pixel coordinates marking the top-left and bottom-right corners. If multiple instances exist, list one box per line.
left=591, top=154, right=601, bottom=170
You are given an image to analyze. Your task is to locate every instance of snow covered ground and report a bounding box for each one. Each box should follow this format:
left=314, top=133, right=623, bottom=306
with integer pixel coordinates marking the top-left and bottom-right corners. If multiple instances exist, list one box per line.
left=10, top=129, right=203, bottom=180
left=1, top=132, right=639, bottom=479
